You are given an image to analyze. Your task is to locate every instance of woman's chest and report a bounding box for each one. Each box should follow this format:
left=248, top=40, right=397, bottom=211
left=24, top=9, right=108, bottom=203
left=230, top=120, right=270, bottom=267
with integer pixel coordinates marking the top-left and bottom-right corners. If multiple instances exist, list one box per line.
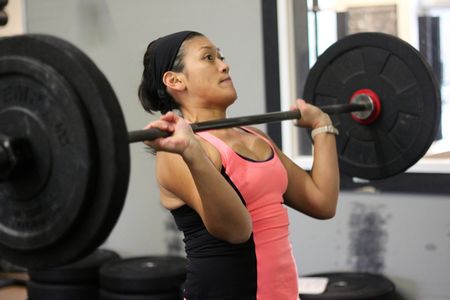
left=217, top=131, right=273, bottom=162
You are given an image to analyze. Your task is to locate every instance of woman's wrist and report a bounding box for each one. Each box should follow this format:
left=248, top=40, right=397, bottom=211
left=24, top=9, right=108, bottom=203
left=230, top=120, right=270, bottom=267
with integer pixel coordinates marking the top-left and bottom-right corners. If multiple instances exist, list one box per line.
left=312, top=113, right=333, bottom=129
left=311, top=124, right=339, bottom=140
left=181, top=138, right=204, bottom=164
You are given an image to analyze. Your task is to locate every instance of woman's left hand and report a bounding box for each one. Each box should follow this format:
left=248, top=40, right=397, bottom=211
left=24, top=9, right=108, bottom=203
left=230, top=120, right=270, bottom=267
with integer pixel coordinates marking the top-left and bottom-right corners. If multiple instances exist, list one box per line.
left=291, top=99, right=332, bottom=129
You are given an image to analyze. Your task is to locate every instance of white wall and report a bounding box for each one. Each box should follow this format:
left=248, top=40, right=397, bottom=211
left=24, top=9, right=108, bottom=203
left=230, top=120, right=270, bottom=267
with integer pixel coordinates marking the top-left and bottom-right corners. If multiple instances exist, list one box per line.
left=23, top=0, right=265, bottom=257
left=421, top=0, right=450, bottom=7
left=289, top=191, right=450, bottom=300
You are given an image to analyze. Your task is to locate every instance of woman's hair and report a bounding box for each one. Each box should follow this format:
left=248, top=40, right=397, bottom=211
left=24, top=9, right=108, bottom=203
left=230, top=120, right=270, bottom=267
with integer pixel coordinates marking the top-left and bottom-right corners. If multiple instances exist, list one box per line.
left=138, top=31, right=204, bottom=114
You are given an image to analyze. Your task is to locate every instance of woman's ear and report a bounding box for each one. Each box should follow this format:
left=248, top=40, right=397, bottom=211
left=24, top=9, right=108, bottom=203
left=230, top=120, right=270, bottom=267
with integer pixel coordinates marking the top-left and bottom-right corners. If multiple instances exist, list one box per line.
left=163, top=71, right=185, bottom=92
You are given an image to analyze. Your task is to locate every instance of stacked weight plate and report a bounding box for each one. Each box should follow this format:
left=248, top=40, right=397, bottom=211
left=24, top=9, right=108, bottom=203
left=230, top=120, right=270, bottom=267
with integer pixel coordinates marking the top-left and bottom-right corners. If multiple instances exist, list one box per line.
left=299, top=272, right=397, bottom=300
left=27, top=248, right=120, bottom=300
left=0, top=34, right=130, bottom=269
left=99, top=256, right=187, bottom=300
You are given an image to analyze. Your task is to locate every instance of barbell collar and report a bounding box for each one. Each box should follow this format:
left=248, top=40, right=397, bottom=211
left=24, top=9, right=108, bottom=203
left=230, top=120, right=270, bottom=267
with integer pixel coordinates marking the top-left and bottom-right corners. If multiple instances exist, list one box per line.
left=128, top=103, right=370, bottom=143
left=350, top=90, right=382, bottom=125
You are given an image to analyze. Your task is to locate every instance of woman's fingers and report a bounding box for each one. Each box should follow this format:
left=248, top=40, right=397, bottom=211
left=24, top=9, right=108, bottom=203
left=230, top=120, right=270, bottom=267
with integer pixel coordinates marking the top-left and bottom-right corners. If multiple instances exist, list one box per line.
left=293, top=99, right=331, bottom=128
left=142, top=112, right=196, bottom=154
left=147, top=120, right=174, bottom=132
left=291, top=99, right=307, bottom=126
left=159, top=111, right=176, bottom=122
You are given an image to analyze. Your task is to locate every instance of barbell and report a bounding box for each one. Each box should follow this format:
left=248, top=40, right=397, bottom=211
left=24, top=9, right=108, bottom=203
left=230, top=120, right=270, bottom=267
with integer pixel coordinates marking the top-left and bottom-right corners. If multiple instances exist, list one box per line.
left=0, top=32, right=440, bottom=269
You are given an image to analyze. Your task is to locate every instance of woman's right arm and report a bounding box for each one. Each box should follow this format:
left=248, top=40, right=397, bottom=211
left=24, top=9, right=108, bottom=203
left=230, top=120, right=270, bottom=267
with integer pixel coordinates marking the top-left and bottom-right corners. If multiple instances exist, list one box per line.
left=146, top=112, right=252, bottom=244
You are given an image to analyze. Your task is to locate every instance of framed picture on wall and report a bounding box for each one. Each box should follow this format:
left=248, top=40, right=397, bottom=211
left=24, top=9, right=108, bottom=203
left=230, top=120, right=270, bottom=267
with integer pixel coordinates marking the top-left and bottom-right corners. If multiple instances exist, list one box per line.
left=337, top=5, right=397, bottom=38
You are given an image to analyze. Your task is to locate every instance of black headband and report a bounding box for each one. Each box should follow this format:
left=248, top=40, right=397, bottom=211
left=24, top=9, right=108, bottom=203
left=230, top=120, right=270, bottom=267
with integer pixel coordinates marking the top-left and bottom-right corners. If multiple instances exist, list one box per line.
left=151, top=30, right=197, bottom=101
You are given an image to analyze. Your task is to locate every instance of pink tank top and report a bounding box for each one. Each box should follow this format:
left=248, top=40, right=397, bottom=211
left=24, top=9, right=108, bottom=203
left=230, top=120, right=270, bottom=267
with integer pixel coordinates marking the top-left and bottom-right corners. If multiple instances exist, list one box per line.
left=197, top=127, right=299, bottom=300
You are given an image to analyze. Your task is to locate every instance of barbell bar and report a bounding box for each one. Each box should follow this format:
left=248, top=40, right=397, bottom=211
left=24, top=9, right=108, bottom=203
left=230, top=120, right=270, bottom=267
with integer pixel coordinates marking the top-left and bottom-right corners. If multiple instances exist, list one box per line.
left=127, top=101, right=372, bottom=143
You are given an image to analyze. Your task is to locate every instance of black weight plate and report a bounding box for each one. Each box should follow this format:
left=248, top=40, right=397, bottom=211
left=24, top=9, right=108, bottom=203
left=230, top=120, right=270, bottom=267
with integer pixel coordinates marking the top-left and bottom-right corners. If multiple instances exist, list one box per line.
left=299, top=272, right=395, bottom=299
left=0, top=51, right=95, bottom=252
left=303, top=32, right=441, bottom=180
left=100, top=289, right=182, bottom=300
left=0, top=34, right=130, bottom=268
left=27, top=280, right=98, bottom=300
left=100, top=256, right=187, bottom=294
left=29, top=248, right=120, bottom=284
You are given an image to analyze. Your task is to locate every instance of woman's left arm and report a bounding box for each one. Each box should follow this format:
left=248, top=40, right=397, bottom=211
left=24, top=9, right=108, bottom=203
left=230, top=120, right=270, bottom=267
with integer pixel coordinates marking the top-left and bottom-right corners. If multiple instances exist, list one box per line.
left=277, top=99, right=340, bottom=219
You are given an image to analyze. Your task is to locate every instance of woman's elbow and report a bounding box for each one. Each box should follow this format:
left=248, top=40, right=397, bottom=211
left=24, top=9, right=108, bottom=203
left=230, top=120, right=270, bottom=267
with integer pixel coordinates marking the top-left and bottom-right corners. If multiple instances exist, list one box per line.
left=227, top=230, right=252, bottom=244
left=208, top=222, right=253, bottom=244
left=317, top=196, right=338, bottom=219
left=309, top=194, right=338, bottom=219
left=317, top=206, right=336, bottom=219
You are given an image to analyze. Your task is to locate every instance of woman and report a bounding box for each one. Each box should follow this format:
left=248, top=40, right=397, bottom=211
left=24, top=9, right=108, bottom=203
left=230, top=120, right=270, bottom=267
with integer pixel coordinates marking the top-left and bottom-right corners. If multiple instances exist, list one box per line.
left=139, top=31, right=339, bottom=300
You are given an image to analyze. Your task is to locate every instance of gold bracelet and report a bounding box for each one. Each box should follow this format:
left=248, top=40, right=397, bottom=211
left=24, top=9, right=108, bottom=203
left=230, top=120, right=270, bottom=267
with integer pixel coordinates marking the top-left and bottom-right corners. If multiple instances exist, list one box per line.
left=311, top=125, right=339, bottom=140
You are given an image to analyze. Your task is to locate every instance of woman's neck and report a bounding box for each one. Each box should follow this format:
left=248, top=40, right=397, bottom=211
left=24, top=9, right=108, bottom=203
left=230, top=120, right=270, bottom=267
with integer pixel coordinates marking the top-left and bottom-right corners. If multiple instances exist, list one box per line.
left=181, top=107, right=227, bottom=123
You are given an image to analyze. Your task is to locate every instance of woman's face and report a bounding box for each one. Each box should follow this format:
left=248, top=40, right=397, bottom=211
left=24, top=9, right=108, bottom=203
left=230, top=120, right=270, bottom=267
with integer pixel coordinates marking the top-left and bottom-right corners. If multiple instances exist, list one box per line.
left=178, top=35, right=237, bottom=108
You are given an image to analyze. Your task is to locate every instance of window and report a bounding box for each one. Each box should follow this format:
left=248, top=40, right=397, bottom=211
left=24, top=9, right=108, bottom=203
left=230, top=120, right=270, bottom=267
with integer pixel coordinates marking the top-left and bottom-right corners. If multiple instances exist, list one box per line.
left=284, top=1, right=450, bottom=176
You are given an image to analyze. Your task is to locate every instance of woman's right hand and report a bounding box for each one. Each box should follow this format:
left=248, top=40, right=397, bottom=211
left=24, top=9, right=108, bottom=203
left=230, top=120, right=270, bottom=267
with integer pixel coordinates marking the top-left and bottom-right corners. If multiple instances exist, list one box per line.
left=143, top=111, right=198, bottom=155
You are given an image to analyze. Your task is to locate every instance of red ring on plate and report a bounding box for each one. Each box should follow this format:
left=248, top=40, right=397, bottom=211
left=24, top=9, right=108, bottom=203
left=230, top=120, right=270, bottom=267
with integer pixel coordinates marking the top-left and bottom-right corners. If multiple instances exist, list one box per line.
left=350, top=88, right=382, bottom=125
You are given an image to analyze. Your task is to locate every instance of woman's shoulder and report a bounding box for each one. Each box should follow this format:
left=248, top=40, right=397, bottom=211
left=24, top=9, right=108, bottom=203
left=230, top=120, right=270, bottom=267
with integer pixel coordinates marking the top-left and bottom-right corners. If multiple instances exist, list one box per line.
left=154, top=135, right=222, bottom=174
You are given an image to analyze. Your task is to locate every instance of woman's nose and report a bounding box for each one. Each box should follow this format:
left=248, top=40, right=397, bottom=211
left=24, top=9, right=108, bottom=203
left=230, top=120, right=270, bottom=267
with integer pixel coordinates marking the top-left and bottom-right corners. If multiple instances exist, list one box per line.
left=218, top=60, right=230, bottom=73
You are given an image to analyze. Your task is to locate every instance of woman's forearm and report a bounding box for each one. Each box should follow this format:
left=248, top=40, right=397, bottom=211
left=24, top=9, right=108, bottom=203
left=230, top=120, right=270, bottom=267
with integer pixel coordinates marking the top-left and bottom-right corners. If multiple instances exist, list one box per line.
left=182, top=142, right=253, bottom=243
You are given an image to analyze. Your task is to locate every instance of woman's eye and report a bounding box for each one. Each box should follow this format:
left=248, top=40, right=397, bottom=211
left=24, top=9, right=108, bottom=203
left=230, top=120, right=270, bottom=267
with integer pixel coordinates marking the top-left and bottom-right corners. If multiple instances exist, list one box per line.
left=203, top=52, right=225, bottom=62
left=218, top=50, right=225, bottom=61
